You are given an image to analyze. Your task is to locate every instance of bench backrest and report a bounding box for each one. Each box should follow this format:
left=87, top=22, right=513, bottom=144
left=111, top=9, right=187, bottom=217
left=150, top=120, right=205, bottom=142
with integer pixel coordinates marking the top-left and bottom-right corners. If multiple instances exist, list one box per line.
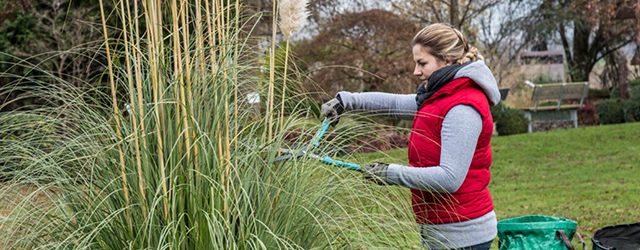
left=524, top=81, right=589, bottom=111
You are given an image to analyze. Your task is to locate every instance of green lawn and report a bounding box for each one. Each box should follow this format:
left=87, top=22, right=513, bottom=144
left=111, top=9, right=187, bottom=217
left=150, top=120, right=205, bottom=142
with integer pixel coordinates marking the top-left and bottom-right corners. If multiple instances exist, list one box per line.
left=354, top=122, right=640, bottom=249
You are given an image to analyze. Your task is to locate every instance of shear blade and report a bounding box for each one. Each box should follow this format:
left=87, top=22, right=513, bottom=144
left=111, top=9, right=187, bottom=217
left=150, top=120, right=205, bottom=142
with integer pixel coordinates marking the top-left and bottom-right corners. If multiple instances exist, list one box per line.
left=271, top=148, right=306, bottom=162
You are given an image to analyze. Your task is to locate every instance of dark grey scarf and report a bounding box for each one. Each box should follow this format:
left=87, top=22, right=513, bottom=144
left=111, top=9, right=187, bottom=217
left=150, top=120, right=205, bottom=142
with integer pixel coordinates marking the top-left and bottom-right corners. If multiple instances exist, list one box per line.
left=416, top=62, right=471, bottom=108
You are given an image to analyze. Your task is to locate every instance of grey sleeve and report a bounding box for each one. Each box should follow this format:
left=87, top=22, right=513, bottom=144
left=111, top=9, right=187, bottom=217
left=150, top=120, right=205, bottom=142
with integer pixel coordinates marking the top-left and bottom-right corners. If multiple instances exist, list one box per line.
left=337, top=91, right=417, bottom=120
left=385, top=105, right=483, bottom=192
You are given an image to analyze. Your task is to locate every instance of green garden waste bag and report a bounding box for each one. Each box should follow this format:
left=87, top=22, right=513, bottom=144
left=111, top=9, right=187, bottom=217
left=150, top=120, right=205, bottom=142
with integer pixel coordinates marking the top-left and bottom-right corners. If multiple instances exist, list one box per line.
left=498, top=215, right=584, bottom=250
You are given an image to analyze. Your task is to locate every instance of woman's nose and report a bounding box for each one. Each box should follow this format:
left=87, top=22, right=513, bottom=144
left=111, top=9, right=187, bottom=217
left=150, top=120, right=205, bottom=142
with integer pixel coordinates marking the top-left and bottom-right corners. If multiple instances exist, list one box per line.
left=413, top=67, right=422, bottom=76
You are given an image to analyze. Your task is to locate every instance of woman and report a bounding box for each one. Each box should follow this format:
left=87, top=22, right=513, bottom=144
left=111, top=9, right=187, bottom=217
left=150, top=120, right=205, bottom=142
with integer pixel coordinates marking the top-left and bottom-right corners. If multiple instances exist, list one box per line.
left=321, top=23, right=501, bottom=250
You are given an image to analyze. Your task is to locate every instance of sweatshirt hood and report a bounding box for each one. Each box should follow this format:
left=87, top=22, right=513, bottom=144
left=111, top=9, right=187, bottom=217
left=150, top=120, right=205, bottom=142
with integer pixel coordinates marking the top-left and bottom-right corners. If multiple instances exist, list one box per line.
left=454, top=60, right=501, bottom=106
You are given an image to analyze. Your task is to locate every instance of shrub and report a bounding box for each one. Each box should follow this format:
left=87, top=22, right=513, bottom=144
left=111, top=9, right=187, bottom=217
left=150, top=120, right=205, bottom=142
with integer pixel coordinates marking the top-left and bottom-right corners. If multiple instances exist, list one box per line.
left=624, top=96, right=640, bottom=122
left=609, top=80, right=640, bottom=100
left=588, top=88, right=610, bottom=99
left=597, top=99, right=625, bottom=124
left=578, top=103, right=599, bottom=126
left=1, top=1, right=112, bottom=112
left=630, top=85, right=640, bottom=99
left=610, top=85, right=620, bottom=99
left=490, top=102, right=505, bottom=121
left=495, top=106, right=529, bottom=136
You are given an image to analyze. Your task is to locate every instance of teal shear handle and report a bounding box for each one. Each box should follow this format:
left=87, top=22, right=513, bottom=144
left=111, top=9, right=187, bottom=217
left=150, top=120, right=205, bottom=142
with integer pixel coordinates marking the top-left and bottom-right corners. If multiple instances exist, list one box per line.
left=273, top=117, right=363, bottom=172
left=321, top=156, right=362, bottom=172
left=310, top=118, right=332, bottom=147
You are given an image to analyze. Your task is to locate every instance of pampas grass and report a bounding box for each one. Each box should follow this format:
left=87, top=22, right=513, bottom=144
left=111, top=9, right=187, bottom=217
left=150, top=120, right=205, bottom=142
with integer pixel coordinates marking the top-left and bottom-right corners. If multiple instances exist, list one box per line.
left=278, top=0, right=309, bottom=133
left=279, top=0, right=309, bottom=37
left=266, top=0, right=278, bottom=142
left=0, top=0, right=430, bottom=249
left=98, top=0, right=134, bottom=230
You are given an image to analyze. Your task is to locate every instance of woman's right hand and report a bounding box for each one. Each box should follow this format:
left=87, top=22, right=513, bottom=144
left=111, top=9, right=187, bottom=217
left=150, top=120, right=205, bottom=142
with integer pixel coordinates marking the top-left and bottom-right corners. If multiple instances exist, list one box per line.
left=320, top=95, right=344, bottom=126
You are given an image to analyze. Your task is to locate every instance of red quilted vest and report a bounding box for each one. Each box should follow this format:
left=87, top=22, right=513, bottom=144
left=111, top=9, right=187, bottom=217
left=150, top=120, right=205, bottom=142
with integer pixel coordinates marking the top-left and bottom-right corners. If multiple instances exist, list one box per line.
left=408, top=77, right=494, bottom=224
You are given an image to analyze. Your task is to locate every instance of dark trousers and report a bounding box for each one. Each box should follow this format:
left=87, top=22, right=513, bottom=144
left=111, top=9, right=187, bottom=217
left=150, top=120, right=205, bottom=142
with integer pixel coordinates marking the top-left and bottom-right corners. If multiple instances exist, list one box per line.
left=454, top=240, right=493, bottom=250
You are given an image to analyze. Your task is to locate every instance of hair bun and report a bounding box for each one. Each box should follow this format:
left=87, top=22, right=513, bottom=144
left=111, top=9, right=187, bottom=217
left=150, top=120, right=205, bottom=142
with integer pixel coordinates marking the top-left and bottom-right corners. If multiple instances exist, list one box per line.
left=456, top=46, right=484, bottom=64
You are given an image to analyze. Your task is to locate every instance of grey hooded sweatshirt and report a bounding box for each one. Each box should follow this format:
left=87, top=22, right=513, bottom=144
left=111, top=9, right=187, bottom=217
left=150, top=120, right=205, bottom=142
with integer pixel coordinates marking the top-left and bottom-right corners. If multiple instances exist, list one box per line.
left=337, top=60, right=500, bottom=249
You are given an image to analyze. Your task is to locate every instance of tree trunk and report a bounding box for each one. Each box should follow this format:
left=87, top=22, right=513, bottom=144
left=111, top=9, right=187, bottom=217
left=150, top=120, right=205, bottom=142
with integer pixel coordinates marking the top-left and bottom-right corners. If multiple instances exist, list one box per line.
left=566, top=21, right=593, bottom=82
left=567, top=57, right=596, bottom=82
left=617, top=51, right=630, bottom=99
left=450, top=0, right=459, bottom=27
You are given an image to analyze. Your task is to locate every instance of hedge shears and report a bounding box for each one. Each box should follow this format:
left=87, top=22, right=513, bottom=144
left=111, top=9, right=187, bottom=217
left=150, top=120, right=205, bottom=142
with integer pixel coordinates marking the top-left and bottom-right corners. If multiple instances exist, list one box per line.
left=271, top=118, right=363, bottom=172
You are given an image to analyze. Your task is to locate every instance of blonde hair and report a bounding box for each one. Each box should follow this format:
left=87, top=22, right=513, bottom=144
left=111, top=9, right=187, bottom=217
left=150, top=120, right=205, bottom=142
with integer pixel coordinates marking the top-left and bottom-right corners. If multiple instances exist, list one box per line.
left=412, top=23, right=483, bottom=64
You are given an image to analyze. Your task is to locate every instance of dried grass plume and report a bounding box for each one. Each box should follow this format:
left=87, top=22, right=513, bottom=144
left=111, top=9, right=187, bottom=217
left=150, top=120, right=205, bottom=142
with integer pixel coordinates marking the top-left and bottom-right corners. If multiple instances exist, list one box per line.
left=279, top=0, right=309, bottom=37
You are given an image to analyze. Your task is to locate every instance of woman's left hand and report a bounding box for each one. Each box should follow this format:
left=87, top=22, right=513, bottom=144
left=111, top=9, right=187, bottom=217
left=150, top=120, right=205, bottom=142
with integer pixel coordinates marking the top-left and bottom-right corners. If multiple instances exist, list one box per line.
left=363, top=162, right=395, bottom=186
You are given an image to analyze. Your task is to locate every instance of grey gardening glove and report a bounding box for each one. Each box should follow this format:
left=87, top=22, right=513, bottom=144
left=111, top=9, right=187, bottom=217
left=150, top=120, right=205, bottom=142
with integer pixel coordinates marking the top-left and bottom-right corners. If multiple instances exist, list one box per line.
left=320, top=95, right=344, bottom=126
left=362, top=162, right=395, bottom=186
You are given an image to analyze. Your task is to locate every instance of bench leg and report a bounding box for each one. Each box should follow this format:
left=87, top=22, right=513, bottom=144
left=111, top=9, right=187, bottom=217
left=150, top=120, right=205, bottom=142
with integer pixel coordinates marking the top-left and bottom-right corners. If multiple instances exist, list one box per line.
left=570, top=109, right=578, bottom=128
left=523, top=111, right=533, bottom=133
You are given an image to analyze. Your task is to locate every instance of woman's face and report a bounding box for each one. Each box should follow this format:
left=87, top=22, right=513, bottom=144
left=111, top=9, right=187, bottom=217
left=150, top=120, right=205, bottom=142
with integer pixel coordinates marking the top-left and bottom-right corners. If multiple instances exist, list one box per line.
left=412, top=44, right=451, bottom=84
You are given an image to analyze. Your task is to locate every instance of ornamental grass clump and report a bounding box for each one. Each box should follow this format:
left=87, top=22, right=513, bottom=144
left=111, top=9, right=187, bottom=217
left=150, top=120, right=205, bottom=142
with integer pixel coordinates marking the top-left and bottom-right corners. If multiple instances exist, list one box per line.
left=277, top=0, right=309, bottom=132
left=0, top=0, right=421, bottom=249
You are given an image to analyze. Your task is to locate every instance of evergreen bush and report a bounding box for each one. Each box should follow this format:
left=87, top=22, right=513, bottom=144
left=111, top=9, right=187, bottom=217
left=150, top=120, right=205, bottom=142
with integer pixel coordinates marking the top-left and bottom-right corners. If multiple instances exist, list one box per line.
left=597, top=99, right=625, bottom=124
left=492, top=104, right=528, bottom=136
left=624, top=96, right=640, bottom=122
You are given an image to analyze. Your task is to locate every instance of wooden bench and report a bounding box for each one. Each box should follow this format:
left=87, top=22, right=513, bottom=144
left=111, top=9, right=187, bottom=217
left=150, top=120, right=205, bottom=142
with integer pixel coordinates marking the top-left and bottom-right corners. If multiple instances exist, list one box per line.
left=522, top=81, right=589, bottom=133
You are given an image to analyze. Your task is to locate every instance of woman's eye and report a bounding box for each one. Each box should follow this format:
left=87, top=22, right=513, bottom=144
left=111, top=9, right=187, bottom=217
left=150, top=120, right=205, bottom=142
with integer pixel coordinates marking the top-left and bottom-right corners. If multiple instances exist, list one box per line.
left=418, top=62, right=426, bottom=66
